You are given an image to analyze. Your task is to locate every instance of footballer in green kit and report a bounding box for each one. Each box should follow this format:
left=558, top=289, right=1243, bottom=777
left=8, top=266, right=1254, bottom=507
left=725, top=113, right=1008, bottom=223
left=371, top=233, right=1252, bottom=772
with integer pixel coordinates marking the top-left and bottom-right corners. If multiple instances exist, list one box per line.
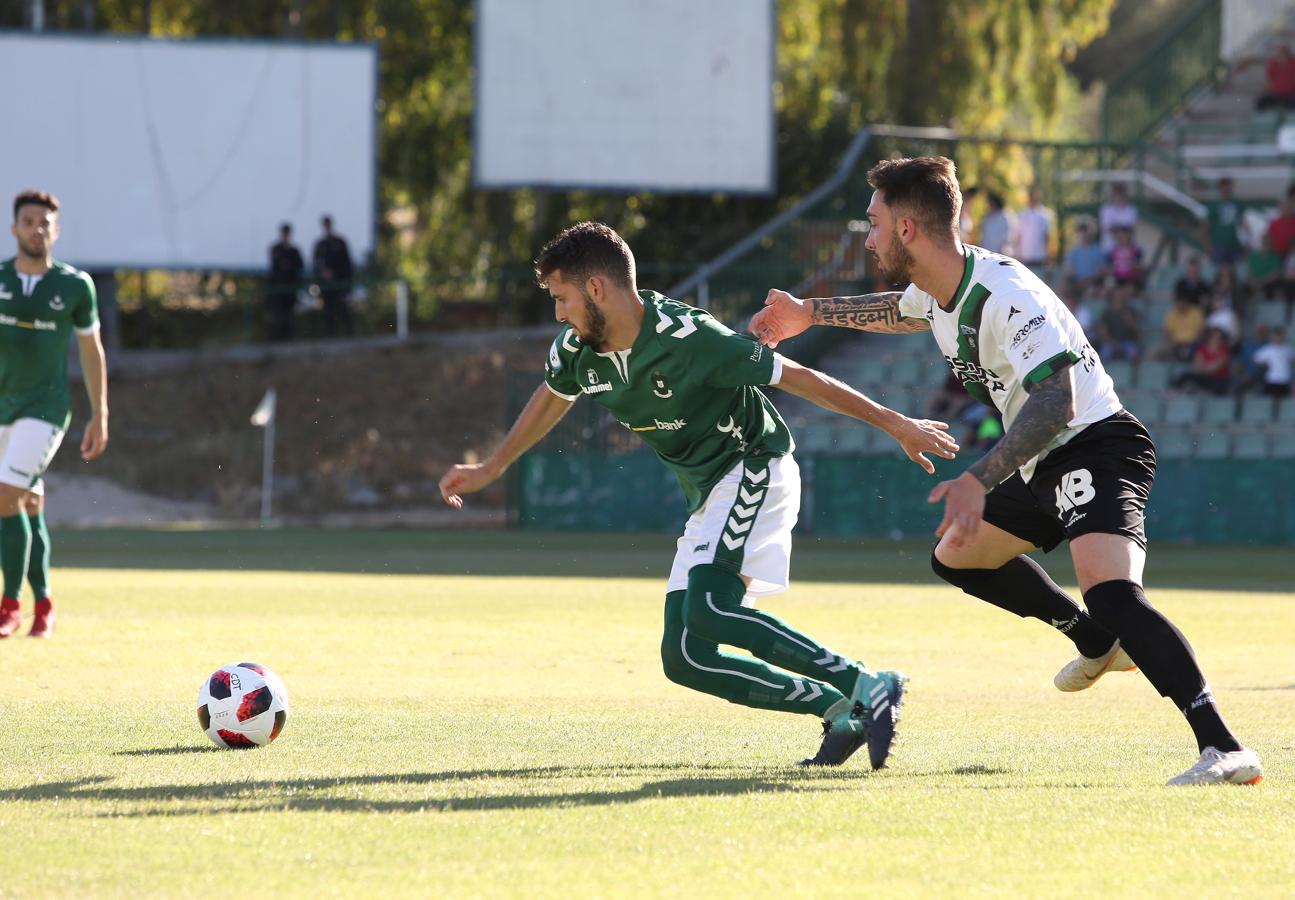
left=440, top=222, right=959, bottom=768
left=0, top=191, right=109, bottom=639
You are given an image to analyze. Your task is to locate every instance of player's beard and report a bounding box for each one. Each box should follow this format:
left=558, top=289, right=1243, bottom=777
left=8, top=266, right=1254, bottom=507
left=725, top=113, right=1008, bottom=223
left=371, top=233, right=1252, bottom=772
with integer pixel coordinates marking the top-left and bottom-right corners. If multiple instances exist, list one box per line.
left=876, top=225, right=916, bottom=285
left=577, top=290, right=608, bottom=348
left=16, top=235, right=47, bottom=261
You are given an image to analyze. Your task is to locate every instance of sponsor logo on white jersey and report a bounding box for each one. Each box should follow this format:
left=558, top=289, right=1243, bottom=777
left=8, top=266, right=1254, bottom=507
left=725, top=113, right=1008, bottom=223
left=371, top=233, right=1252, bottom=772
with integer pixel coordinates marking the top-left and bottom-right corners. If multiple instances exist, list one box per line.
left=1009, top=315, right=1046, bottom=348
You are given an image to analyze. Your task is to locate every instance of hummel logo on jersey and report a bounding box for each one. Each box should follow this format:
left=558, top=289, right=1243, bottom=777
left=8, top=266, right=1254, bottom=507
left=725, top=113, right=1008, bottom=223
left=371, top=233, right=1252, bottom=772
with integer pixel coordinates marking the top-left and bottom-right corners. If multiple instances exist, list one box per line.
left=49, top=295, right=65, bottom=311
left=1008, top=305, right=1021, bottom=319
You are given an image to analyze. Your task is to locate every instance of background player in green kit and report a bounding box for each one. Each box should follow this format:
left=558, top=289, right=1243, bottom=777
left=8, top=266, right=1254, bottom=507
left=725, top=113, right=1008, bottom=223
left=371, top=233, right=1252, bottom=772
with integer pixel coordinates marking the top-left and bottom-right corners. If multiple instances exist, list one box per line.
left=440, top=222, right=959, bottom=768
left=0, top=191, right=109, bottom=638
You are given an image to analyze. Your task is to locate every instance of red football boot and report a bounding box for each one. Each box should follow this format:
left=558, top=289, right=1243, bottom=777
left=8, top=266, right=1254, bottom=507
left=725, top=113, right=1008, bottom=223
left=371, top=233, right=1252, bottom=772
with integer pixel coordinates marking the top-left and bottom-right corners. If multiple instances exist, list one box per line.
left=29, top=598, right=55, bottom=639
left=0, top=596, right=20, bottom=639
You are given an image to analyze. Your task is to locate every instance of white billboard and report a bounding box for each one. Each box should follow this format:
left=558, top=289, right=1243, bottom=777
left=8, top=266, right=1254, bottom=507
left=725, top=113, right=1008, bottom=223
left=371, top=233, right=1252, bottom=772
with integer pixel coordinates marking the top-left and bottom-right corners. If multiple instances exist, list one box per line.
left=0, top=33, right=376, bottom=271
left=474, top=0, right=775, bottom=194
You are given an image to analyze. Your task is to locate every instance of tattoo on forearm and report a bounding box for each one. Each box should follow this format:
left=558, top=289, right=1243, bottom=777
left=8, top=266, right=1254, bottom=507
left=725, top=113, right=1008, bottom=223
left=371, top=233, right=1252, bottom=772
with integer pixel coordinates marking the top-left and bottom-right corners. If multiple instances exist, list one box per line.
left=967, top=373, right=1074, bottom=489
left=808, top=293, right=930, bottom=334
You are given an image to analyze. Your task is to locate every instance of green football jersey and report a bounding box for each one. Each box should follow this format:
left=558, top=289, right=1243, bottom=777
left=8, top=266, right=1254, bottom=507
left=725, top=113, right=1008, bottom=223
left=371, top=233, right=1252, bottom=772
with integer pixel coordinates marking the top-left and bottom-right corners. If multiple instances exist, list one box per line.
left=0, top=257, right=99, bottom=428
left=544, top=291, right=793, bottom=512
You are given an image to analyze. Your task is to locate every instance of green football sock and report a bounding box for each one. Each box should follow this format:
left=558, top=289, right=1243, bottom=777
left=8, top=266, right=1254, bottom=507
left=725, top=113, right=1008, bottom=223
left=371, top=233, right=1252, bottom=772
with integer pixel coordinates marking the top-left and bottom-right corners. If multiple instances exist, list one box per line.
left=27, top=510, right=50, bottom=600
left=684, top=564, right=864, bottom=698
left=661, top=591, right=842, bottom=718
left=0, top=513, right=32, bottom=600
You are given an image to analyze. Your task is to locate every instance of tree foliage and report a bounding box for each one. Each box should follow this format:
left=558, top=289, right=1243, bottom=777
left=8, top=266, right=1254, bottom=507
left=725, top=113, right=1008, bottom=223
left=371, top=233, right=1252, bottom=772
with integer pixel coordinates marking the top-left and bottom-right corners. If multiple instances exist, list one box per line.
left=17, top=0, right=1116, bottom=322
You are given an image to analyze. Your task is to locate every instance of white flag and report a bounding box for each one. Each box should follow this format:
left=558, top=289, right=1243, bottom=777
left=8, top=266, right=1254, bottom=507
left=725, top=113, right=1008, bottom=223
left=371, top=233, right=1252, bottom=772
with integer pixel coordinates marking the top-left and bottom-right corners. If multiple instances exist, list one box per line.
left=250, top=388, right=277, bottom=428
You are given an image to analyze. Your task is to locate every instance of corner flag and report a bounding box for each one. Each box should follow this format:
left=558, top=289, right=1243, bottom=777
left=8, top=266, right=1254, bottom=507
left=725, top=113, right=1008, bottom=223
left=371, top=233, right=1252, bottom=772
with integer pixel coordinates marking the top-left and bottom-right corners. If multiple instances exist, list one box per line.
left=250, top=388, right=277, bottom=427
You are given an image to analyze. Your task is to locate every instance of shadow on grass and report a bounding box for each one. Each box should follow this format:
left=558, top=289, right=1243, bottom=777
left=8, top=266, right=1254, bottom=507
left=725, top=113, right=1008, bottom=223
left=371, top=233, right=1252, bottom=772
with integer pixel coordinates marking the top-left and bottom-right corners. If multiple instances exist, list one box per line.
left=52, top=529, right=1295, bottom=592
left=0, top=761, right=1016, bottom=817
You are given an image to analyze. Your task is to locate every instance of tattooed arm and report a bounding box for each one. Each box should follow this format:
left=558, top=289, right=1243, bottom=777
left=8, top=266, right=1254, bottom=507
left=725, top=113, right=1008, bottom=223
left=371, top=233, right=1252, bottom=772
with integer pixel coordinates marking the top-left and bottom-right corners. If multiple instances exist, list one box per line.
left=928, top=366, right=1076, bottom=546
left=808, top=292, right=932, bottom=334
left=967, top=368, right=1076, bottom=489
left=750, top=289, right=928, bottom=347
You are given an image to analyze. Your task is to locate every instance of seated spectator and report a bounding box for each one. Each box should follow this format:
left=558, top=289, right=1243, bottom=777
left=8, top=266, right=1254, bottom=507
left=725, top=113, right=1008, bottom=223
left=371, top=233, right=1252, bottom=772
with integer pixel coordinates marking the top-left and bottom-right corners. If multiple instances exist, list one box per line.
left=1205, top=296, right=1240, bottom=343
left=1233, top=324, right=1271, bottom=394
left=1065, top=221, right=1106, bottom=290
left=1256, top=45, right=1295, bottom=110
left=1173, top=256, right=1211, bottom=307
left=927, top=372, right=973, bottom=422
left=1154, top=296, right=1206, bottom=362
left=1247, top=233, right=1284, bottom=299
left=1202, top=177, right=1246, bottom=266
left=1253, top=326, right=1294, bottom=397
left=1283, top=246, right=1295, bottom=312
left=1099, top=183, right=1138, bottom=251
left=979, top=192, right=1015, bottom=255
left=1097, top=284, right=1142, bottom=362
left=1015, top=187, right=1053, bottom=270
left=1173, top=328, right=1233, bottom=395
left=1057, top=276, right=1099, bottom=336
left=1210, top=261, right=1248, bottom=318
left=1106, top=226, right=1145, bottom=288
left=1267, top=193, right=1295, bottom=257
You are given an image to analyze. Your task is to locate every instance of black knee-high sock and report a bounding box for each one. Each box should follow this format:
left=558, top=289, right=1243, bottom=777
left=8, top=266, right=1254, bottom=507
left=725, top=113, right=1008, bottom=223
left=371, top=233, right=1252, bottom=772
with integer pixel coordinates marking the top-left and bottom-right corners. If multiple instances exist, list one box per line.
left=932, top=553, right=1115, bottom=658
left=1084, top=580, right=1240, bottom=753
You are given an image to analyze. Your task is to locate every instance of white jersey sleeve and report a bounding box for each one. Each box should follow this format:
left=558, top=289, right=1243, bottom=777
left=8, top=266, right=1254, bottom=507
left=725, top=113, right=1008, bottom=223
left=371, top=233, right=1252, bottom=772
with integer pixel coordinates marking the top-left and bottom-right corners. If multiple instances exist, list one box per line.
left=985, top=286, right=1082, bottom=393
left=898, top=283, right=928, bottom=321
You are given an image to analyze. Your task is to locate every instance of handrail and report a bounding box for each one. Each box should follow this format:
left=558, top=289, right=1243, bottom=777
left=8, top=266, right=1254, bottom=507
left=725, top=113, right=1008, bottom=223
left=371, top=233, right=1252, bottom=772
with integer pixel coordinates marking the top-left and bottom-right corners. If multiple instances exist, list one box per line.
left=1061, top=169, right=1208, bottom=219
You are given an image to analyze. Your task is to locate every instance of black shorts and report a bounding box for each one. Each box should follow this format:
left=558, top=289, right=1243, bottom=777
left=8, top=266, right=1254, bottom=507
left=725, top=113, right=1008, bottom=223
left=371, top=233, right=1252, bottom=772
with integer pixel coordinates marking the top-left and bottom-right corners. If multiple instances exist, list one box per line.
left=982, top=410, right=1155, bottom=552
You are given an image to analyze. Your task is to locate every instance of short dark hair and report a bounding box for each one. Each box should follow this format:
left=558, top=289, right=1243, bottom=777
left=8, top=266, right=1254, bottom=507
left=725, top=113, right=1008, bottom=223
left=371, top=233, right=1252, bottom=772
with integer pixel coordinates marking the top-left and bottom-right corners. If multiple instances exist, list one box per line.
left=13, top=190, right=58, bottom=222
left=866, top=157, right=960, bottom=240
left=322, top=215, right=333, bottom=227
left=534, top=221, right=635, bottom=290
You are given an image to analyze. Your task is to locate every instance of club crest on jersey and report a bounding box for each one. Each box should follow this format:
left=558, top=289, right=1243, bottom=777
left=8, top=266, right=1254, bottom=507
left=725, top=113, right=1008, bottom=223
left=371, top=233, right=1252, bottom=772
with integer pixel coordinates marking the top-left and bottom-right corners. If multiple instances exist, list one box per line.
left=0, top=285, right=11, bottom=301
left=582, top=368, right=613, bottom=394
left=651, top=370, right=673, bottom=399
left=49, top=295, right=64, bottom=311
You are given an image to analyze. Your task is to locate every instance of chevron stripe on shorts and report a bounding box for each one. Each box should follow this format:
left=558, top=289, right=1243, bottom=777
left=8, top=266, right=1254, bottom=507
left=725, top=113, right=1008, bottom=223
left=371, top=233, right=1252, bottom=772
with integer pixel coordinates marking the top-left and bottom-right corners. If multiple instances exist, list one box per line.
left=711, top=458, right=772, bottom=571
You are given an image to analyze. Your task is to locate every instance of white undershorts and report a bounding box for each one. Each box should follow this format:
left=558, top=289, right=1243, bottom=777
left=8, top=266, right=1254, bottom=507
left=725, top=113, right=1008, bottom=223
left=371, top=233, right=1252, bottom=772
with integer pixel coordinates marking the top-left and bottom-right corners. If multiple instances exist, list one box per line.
left=666, top=454, right=801, bottom=602
left=0, top=418, right=65, bottom=496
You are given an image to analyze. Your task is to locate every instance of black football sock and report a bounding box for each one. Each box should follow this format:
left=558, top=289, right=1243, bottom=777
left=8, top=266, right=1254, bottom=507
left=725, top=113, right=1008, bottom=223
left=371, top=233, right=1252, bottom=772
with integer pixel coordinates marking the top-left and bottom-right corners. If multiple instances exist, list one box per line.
left=1083, top=580, right=1241, bottom=753
left=932, top=553, right=1116, bottom=658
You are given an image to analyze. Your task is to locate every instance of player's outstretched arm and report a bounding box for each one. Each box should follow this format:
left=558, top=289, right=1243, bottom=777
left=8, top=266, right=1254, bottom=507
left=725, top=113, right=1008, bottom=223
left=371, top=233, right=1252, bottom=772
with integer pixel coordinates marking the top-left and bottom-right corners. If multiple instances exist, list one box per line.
left=777, top=359, right=958, bottom=473
left=439, top=384, right=574, bottom=508
left=76, top=330, right=109, bottom=461
left=929, top=367, right=1075, bottom=544
left=751, top=289, right=930, bottom=348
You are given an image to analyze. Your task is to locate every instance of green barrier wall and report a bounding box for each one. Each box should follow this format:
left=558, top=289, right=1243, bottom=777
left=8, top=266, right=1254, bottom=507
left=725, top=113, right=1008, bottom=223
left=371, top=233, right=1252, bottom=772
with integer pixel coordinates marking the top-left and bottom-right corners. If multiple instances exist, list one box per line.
left=517, top=452, right=1295, bottom=545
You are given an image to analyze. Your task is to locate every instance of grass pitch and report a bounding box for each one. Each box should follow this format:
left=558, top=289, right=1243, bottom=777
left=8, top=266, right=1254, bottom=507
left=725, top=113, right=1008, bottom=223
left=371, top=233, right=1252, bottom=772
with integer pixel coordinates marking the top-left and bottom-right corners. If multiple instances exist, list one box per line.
left=0, top=529, right=1291, bottom=898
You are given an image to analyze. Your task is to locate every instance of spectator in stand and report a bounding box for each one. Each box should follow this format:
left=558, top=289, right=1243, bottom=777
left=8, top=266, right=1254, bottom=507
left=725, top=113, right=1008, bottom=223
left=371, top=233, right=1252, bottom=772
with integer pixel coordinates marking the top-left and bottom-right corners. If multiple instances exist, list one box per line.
left=312, top=215, right=355, bottom=337
left=1057, top=275, right=1099, bottom=336
left=959, top=186, right=980, bottom=241
left=1015, top=186, right=1054, bottom=272
left=1064, top=221, right=1106, bottom=292
left=1253, top=326, right=1294, bottom=397
left=1173, top=328, right=1233, bottom=395
left=1246, top=232, right=1284, bottom=299
left=1155, top=295, right=1207, bottom=363
left=1107, top=226, right=1145, bottom=288
left=1282, top=243, right=1295, bottom=312
left=266, top=223, right=303, bottom=342
left=1256, top=45, right=1295, bottom=110
left=1099, top=182, right=1138, bottom=251
left=1202, top=177, right=1246, bottom=266
left=1206, top=296, right=1240, bottom=343
left=1210, top=260, right=1248, bottom=322
left=1097, top=283, right=1142, bottom=362
left=1174, top=256, right=1211, bottom=307
left=1234, top=324, right=1272, bottom=394
left=978, top=191, right=1014, bottom=255
left=1266, top=192, right=1295, bottom=257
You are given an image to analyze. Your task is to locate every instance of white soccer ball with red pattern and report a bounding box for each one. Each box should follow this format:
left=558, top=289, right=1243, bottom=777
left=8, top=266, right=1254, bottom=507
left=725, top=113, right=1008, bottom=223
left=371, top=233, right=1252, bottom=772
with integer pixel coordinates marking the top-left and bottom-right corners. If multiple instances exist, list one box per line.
left=197, top=662, right=290, bottom=749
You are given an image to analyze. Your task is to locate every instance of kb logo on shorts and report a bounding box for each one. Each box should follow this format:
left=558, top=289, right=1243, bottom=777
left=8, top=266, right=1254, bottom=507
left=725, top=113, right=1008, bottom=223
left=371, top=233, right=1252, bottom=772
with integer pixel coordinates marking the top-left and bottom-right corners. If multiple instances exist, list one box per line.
left=1054, top=468, right=1096, bottom=514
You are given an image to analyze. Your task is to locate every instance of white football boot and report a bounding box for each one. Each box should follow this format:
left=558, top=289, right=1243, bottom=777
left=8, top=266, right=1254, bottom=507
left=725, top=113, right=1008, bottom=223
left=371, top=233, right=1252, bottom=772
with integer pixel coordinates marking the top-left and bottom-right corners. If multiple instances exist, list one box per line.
left=1054, top=639, right=1138, bottom=692
left=1166, top=746, right=1264, bottom=786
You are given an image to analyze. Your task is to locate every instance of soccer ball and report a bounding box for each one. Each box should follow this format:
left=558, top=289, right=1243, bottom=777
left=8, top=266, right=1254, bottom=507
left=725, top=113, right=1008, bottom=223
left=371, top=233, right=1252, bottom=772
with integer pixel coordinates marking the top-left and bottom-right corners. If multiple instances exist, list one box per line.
left=197, top=662, right=290, bottom=749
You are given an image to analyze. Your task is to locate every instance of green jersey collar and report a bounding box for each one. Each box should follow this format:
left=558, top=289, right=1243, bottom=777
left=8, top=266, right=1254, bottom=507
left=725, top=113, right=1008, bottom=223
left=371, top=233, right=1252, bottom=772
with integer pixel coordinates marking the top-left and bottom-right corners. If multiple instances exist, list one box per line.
left=938, top=245, right=975, bottom=313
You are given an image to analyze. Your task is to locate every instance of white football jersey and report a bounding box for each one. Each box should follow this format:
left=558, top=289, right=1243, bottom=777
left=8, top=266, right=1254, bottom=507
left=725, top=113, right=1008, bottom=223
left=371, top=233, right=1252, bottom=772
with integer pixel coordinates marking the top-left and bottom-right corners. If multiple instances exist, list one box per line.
left=899, top=245, right=1122, bottom=481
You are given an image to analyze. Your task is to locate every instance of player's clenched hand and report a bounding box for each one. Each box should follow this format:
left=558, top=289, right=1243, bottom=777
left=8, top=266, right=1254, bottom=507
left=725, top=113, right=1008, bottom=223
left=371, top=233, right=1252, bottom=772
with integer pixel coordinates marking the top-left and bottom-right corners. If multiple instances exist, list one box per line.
left=928, top=471, right=986, bottom=547
left=889, top=417, right=958, bottom=474
left=749, top=290, right=812, bottom=348
left=438, top=463, right=497, bottom=509
left=81, top=415, right=108, bottom=461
